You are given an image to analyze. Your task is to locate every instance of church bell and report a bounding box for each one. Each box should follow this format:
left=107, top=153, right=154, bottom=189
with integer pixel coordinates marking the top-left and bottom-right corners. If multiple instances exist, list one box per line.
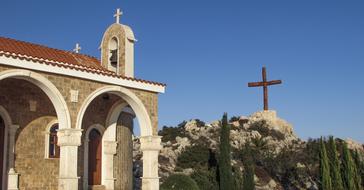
left=109, top=49, right=118, bottom=66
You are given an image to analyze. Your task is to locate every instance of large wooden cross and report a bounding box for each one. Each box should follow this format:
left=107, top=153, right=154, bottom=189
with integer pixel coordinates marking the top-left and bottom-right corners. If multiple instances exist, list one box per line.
left=248, top=67, right=282, bottom=111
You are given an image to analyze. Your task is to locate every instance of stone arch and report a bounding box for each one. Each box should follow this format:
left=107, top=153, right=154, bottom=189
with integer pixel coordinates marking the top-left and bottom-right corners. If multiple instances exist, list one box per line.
left=0, top=106, right=11, bottom=190
left=0, top=106, right=12, bottom=127
left=76, top=85, right=153, bottom=136
left=105, top=100, right=129, bottom=137
left=0, top=69, right=71, bottom=130
left=76, top=86, right=161, bottom=190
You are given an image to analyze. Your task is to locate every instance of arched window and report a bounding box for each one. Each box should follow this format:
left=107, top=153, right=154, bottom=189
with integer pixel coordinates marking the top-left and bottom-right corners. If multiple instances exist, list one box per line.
left=45, top=123, right=60, bottom=158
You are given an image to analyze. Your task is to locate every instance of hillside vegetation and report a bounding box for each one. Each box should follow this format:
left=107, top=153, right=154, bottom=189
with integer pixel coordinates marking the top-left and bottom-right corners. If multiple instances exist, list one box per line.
left=133, top=111, right=364, bottom=190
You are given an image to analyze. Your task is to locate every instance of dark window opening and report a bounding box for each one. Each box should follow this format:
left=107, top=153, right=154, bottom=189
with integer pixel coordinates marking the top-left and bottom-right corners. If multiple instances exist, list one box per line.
left=49, top=124, right=60, bottom=158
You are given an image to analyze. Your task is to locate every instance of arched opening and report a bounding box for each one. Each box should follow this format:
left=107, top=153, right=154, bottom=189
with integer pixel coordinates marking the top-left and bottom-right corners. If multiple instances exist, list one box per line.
left=0, top=78, right=58, bottom=189
left=0, top=69, right=71, bottom=190
left=0, top=116, right=5, bottom=188
left=0, top=106, right=11, bottom=190
left=76, top=86, right=155, bottom=190
left=106, top=101, right=142, bottom=188
left=108, top=37, right=119, bottom=73
left=76, top=86, right=152, bottom=138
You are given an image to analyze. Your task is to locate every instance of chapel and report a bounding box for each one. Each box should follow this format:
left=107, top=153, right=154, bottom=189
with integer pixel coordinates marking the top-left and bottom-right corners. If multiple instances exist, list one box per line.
left=0, top=9, right=165, bottom=190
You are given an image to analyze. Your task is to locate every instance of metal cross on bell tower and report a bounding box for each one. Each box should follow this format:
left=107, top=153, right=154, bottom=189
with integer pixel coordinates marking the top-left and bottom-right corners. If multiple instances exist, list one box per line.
left=114, top=8, right=123, bottom=24
left=248, top=67, right=282, bottom=111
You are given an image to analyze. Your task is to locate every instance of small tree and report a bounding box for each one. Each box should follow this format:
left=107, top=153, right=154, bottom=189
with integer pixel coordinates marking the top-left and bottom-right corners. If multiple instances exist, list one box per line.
left=218, top=113, right=233, bottom=190
left=341, top=142, right=356, bottom=190
left=352, top=150, right=363, bottom=190
left=355, top=150, right=364, bottom=188
left=319, top=137, right=332, bottom=190
left=242, top=142, right=255, bottom=190
left=327, top=136, right=344, bottom=190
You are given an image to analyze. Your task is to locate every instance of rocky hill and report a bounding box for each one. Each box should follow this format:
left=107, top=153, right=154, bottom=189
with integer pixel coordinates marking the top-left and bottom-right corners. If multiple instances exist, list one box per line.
left=133, top=111, right=364, bottom=190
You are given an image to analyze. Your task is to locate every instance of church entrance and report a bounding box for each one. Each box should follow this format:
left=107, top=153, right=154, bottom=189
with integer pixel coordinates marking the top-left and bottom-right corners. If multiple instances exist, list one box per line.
left=0, top=116, right=4, bottom=188
left=88, top=129, right=102, bottom=186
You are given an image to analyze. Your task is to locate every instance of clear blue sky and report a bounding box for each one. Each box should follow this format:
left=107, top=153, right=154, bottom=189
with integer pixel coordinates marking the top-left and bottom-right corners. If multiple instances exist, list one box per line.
left=1, top=1, right=363, bottom=142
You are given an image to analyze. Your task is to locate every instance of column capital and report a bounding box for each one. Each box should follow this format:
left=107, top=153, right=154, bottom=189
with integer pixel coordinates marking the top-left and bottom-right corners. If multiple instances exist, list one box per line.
left=9, top=124, right=19, bottom=133
left=57, top=128, right=82, bottom=146
left=140, top=136, right=162, bottom=151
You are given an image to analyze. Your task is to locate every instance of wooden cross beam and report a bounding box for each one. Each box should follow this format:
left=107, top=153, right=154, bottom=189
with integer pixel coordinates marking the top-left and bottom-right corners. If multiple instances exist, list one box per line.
left=248, top=67, right=282, bottom=111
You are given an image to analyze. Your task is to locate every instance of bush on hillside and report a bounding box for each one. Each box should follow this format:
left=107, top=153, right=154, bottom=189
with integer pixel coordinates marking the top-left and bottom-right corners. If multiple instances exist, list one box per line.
left=176, top=144, right=210, bottom=170
left=191, top=169, right=219, bottom=190
left=160, top=174, right=200, bottom=190
left=195, top=119, right=206, bottom=128
left=229, top=116, right=240, bottom=123
left=249, top=120, right=285, bottom=141
left=158, top=126, right=187, bottom=143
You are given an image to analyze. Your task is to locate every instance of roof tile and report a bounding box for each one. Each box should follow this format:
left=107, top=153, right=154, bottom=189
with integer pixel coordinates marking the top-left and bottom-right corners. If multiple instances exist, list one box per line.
left=0, top=36, right=165, bottom=87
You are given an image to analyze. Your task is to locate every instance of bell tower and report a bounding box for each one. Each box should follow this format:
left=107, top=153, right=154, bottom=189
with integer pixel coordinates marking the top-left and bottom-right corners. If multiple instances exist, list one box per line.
left=100, top=8, right=136, bottom=77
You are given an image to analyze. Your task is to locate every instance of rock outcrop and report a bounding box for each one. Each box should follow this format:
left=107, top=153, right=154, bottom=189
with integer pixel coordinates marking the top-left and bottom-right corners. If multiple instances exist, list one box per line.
left=132, top=110, right=363, bottom=190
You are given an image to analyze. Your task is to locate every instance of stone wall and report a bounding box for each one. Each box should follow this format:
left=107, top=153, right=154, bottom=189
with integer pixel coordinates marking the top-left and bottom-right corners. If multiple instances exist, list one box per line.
left=0, top=65, right=159, bottom=134
left=16, top=116, right=59, bottom=190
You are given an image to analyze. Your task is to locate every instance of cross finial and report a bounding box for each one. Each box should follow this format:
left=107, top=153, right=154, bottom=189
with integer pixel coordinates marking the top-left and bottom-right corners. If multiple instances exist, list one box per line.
left=114, top=8, right=123, bottom=24
left=73, top=43, right=81, bottom=53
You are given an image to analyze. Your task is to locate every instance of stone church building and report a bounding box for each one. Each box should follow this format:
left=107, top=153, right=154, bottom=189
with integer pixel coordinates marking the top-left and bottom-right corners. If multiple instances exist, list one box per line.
left=0, top=9, right=165, bottom=190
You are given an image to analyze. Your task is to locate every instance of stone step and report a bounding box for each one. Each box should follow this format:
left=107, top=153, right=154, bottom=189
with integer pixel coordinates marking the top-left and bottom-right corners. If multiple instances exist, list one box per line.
left=89, top=185, right=106, bottom=190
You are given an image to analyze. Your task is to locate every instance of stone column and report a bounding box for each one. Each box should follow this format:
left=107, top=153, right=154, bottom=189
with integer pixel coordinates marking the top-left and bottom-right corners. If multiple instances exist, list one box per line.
left=103, top=141, right=117, bottom=190
left=7, top=124, right=19, bottom=190
left=140, top=136, right=162, bottom=190
left=57, top=128, right=82, bottom=190
left=114, top=112, right=134, bottom=190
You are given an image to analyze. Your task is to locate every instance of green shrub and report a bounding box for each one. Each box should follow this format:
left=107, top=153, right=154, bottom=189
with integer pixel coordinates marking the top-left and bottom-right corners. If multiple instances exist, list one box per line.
left=249, top=120, right=285, bottom=141
left=161, top=174, right=200, bottom=190
left=195, top=119, right=206, bottom=127
left=191, top=170, right=218, bottom=190
left=242, top=142, right=255, bottom=190
left=178, top=121, right=187, bottom=128
left=229, top=116, right=240, bottom=123
left=158, top=126, right=186, bottom=143
left=177, top=144, right=210, bottom=169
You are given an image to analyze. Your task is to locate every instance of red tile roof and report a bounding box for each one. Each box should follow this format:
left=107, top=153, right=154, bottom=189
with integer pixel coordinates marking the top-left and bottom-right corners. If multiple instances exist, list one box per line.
left=0, top=36, right=166, bottom=87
